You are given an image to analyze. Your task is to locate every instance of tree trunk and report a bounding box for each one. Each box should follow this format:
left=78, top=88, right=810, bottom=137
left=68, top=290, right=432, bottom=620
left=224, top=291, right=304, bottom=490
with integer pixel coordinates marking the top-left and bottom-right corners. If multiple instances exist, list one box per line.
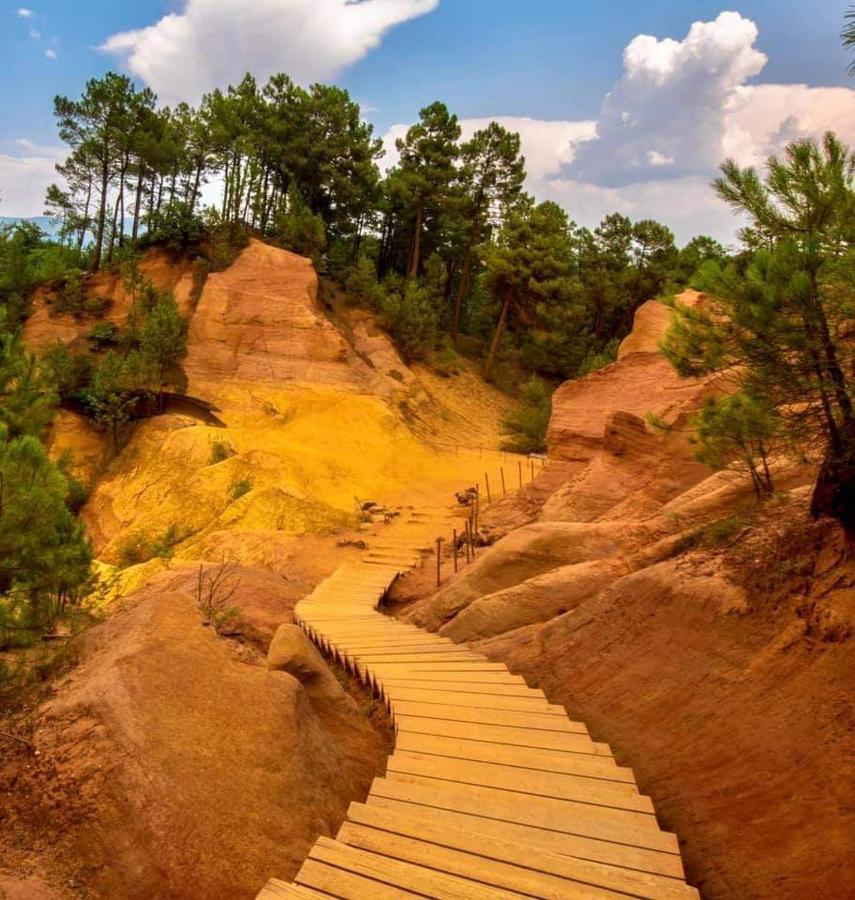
left=810, top=426, right=855, bottom=547
left=92, top=155, right=110, bottom=271
left=483, top=290, right=512, bottom=382
left=189, top=162, right=203, bottom=218
left=78, top=174, right=93, bottom=251
left=407, top=201, right=423, bottom=280
left=131, top=164, right=145, bottom=243
left=451, top=245, right=473, bottom=340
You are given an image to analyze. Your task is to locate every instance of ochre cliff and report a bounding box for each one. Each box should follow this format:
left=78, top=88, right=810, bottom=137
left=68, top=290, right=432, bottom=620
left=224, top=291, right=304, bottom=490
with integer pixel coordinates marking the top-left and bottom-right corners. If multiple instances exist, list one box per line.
left=398, top=291, right=853, bottom=899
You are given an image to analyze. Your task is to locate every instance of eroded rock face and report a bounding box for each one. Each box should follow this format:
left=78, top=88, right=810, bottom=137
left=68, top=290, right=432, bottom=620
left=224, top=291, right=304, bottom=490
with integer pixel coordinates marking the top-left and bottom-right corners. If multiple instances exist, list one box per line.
left=23, top=249, right=196, bottom=351
left=184, top=241, right=365, bottom=392
left=406, top=291, right=814, bottom=643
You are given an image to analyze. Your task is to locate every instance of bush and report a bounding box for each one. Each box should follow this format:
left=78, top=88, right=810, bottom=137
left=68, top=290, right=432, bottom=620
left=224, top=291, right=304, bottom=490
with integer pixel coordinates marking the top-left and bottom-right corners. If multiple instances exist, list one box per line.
left=577, top=339, right=619, bottom=377
left=209, top=441, right=235, bottom=464
left=345, top=256, right=381, bottom=307
left=116, top=524, right=183, bottom=568
left=230, top=478, right=252, bottom=502
left=431, top=339, right=462, bottom=377
left=116, top=532, right=151, bottom=568
left=275, top=189, right=326, bottom=263
left=86, top=322, right=120, bottom=350
left=379, top=280, right=439, bottom=363
left=500, top=378, right=552, bottom=454
left=41, top=342, right=92, bottom=398
left=149, top=524, right=181, bottom=560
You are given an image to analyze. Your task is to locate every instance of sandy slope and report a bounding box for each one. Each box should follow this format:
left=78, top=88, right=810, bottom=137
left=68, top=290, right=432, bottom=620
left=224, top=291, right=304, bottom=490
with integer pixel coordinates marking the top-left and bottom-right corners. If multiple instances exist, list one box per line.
left=3, top=241, right=514, bottom=898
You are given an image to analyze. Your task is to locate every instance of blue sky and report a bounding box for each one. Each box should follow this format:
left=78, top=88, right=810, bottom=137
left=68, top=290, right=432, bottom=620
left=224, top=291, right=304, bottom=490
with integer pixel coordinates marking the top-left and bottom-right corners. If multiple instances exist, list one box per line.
left=2, top=1, right=853, bottom=241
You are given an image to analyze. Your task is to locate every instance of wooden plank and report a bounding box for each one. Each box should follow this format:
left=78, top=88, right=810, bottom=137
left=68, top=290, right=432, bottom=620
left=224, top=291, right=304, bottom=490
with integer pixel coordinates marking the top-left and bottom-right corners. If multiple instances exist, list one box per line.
left=381, top=678, right=548, bottom=698
left=370, top=670, right=529, bottom=683
left=386, top=750, right=651, bottom=811
left=395, top=714, right=597, bottom=752
left=295, top=857, right=419, bottom=899
left=366, top=795, right=685, bottom=880
left=337, top=821, right=624, bottom=900
left=346, top=803, right=698, bottom=900
left=352, top=653, right=483, bottom=663
left=394, top=732, right=629, bottom=781
left=309, top=836, right=526, bottom=899
left=382, top=685, right=564, bottom=714
left=390, top=699, right=586, bottom=733
left=372, top=774, right=679, bottom=854
left=256, top=878, right=329, bottom=899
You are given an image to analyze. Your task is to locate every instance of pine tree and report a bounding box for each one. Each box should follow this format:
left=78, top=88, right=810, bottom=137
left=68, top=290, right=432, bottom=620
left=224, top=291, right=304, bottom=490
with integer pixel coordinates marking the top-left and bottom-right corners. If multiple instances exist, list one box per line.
left=482, top=200, right=574, bottom=381
left=451, top=122, right=526, bottom=339
left=662, top=133, right=855, bottom=539
left=391, top=102, right=461, bottom=280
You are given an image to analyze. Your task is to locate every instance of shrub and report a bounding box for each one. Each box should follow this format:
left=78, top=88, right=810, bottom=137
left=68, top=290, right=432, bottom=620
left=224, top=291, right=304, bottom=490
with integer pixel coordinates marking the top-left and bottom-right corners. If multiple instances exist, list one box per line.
left=431, top=339, right=462, bottom=377
left=577, top=339, right=619, bottom=377
left=86, top=322, right=120, bottom=350
left=379, top=280, right=439, bottom=363
left=345, top=256, right=381, bottom=307
left=500, top=378, right=552, bottom=454
left=230, top=478, right=252, bottom=502
left=149, top=524, right=181, bottom=560
left=209, top=441, right=235, bottom=464
left=116, top=532, right=151, bottom=568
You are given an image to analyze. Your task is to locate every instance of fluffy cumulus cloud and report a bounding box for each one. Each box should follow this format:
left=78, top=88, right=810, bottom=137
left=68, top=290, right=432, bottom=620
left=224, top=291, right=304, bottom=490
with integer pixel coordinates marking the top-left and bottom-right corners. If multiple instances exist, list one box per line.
left=0, top=140, right=64, bottom=218
left=383, top=12, right=855, bottom=244
left=100, top=0, right=439, bottom=105
left=569, top=12, right=767, bottom=186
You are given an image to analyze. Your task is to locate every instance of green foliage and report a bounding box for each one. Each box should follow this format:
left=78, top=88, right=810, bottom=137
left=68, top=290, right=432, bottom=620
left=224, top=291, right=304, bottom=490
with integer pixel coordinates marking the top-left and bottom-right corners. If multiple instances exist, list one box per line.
left=378, top=279, right=439, bottom=362
left=86, top=322, right=121, bottom=350
left=500, top=378, right=552, bottom=454
left=138, top=291, right=187, bottom=396
left=85, top=350, right=140, bottom=449
left=0, top=316, right=57, bottom=437
left=148, top=524, right=182, bottom=560
left=0, top=423, right=93, bottom=646
left=209, top=440, right=235, bottom=464
left=345, top=255, right=382, bottom=307
left=577, top=339, right=620, bottom=377
left=662, top=132, right=855, bottom=533
left=230, top=477, right=252, bottom=502
left=692, top=392, right=781, bottom=497
left=276, top=188, right=326, bottom=262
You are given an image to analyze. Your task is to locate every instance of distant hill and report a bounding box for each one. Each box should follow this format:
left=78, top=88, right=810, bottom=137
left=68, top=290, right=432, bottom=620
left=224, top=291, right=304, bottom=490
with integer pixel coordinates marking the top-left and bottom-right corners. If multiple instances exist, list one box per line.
left=0, top=215, right=61, bottom=238
left=0, top=216, right=136, bottom=244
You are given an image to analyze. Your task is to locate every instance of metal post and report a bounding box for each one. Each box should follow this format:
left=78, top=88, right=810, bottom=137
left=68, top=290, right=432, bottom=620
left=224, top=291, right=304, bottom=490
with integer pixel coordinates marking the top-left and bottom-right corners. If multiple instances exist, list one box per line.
left=453, top=529, right=458, bottom=573
left=484, top=472, right=492, bottom=504
left=500, top=467, right=506, bottom=496
left=474, top=484, right=480, bottom=536
left=518, top=460, right=523, bottom=488
left=436, top=537, right=443, bottom=586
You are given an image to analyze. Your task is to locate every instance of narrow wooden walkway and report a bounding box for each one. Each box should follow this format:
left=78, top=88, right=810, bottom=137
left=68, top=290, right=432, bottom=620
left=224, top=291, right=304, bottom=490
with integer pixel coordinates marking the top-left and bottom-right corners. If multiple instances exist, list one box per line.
left=258, top=506, right=698, bottom=899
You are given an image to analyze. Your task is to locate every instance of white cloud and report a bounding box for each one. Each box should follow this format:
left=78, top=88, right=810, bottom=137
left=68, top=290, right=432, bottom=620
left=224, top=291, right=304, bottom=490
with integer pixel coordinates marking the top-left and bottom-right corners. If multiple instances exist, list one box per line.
left=45, top=47, right=56, bottom=60
left=0, top=140, right=65, bottom=218
left=29, top=26, right=40, bottom=39
left=16, top=7, right=33, bottom=17
left=382, top=12, right=855, bottom=244
left=100, top=0, right=439, bottom=105
left=568, top=11, right=767, bottom=187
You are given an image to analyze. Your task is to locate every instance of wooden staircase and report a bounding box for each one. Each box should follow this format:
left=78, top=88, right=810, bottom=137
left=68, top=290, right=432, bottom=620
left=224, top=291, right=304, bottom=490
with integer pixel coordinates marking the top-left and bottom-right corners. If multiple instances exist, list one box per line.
left=257, top=507, right=698, bottom=899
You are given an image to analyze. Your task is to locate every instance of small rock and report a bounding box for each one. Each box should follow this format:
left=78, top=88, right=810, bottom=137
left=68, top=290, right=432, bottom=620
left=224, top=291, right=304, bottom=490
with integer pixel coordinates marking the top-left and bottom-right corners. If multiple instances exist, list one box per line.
left=267, top=624, right=353, bottom=706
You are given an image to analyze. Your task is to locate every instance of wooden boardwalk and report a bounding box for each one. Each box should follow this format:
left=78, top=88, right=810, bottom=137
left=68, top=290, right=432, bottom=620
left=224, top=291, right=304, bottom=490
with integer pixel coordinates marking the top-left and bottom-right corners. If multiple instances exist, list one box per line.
left=257, top=507, right=698, bottom=899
